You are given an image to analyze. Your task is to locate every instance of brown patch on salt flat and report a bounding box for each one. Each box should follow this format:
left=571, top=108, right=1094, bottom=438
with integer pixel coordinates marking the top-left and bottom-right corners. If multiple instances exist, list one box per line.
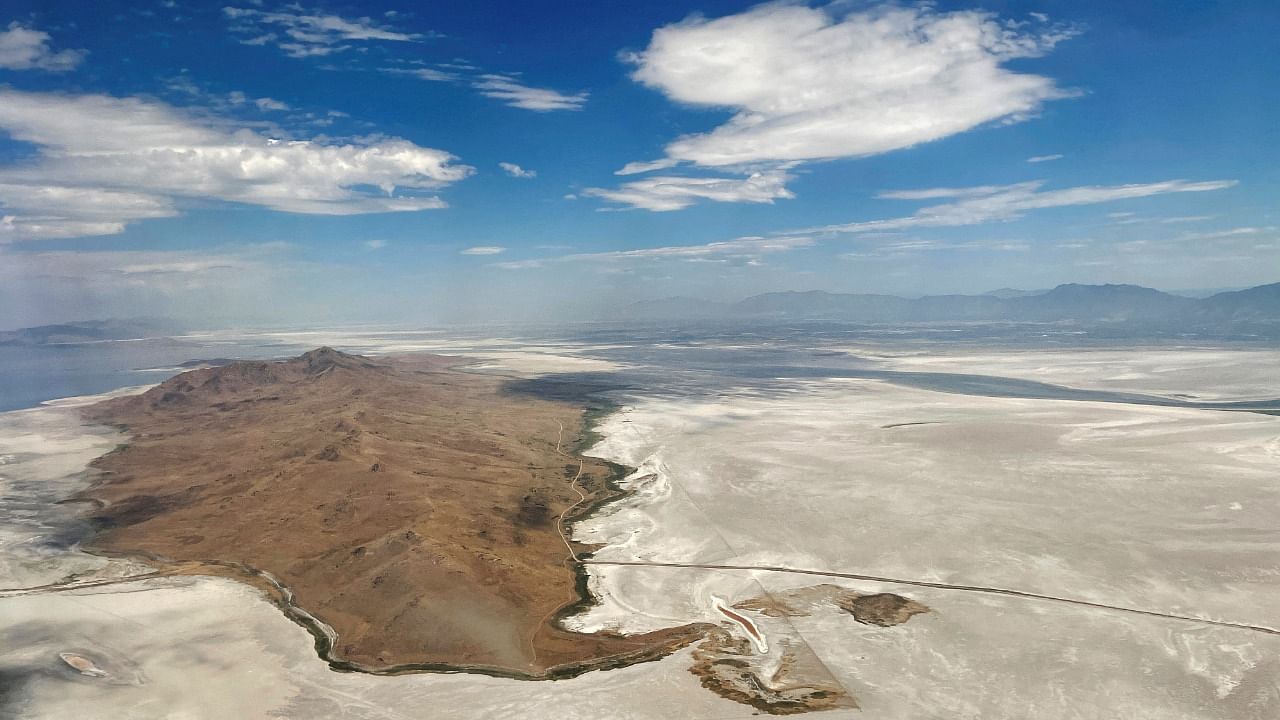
left=736, top=584, right=930, bottom=627
left=840, top=593, right=930, bottom=627
left=689, top=629, right=856, bottom=715
left=58, top=653, right=108, bottom=677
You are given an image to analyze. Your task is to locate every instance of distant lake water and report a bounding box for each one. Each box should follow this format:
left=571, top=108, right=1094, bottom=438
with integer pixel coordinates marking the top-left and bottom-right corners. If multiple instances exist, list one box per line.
left=0, top=338, right=294, bottom=412
left=2, top=321, right=1277, bottom=413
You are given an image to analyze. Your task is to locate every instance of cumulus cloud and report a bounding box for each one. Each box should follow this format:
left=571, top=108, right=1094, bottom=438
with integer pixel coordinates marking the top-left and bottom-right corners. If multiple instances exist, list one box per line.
left=626, top=4, right=1077, bottom=168
left=583, top=169, right=795, bottom=211
left=0, top=89, right=473, bottom=241
left=499, top=162, right=536, bottom=178
left=224, top=6, right=426, bottom=58
left=0, top=184, right=177, bottom=240
left=461, top=246, right=505, bottom=255
left=0, top=22, right=86, bottom=71
left=795, top=179, right=1238, bottom=236
left=473, top=74, right=587, bottom=111
left=594, top=3, right=1077, bottom=211
left=175, top=82, right=300, bottom=118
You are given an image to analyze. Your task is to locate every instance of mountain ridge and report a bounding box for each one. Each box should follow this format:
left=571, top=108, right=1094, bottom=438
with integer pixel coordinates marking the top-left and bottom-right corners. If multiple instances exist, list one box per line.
left=0, top=318, right=184, bottom=346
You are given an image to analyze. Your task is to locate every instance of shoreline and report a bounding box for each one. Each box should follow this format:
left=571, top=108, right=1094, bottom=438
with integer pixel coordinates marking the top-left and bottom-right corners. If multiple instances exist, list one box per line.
left=73, top=546, right=702, bottom=682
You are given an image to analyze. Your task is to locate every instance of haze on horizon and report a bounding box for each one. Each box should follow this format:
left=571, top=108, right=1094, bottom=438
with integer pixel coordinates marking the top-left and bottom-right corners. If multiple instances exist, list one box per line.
left=0, top=1, right=1276, bottom=327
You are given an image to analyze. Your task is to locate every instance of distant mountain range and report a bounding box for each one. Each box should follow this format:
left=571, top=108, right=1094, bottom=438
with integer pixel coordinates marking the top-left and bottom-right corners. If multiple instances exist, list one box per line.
left=619, top=282, right=1280, bottom=328
left=0, top=318, right=184, bottom=346
left=6, top=284, right=1278, bottom=340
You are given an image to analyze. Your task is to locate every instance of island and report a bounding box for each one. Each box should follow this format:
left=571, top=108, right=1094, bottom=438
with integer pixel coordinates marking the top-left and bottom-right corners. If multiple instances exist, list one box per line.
left=77, top=348, right=704, bottom=677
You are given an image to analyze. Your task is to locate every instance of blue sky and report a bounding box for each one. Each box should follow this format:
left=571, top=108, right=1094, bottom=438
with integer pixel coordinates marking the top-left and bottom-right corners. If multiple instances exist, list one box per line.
left=0, top=0, right=1276, bottom=326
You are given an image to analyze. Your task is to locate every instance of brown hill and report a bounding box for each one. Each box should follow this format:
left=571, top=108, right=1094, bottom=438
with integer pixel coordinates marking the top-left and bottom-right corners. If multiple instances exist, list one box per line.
left=79, top=348, right=701, bottom=675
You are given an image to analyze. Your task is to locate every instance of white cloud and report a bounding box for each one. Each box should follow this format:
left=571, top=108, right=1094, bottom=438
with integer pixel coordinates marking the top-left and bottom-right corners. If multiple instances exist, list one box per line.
left=494, top=235, right=813, bottom=269
left=389, top=67, right=457, bottom=82
left=842, top=237, right=1029, bottom=258
left=0, top=243, right=301, bottom=326
left=0, top=184, right=177, bottom=241
left=0, top=244, right=281, bottom=286
left=473, top=74, right=587, bottom=111
left=492, top=258, right=547, bottom=270
left=165, top=79, right=286, bottom=116
left=1176, top=226, right=1272, bottom=242
left=386, top=64, right=586, bottom=113
left=1110, top=213, right=1216, bottom=226
left=0, top=89, right=473, bottom=241
left=626, top=4, right=1078, bottom=169
left=498, top=162, right=536, bottom=179
left=796, top=179, right=1237, bottom=236
left=363, top=239, right=387, bottom=250
left=583, top=169, right=795, bottom=211
left=0, top=22, right=86, bottom=72
left=1026, top=153, right=1064, bottom=163
left=461, top=246, right=505, bottom=255
left=876, top=185, right=1021, bottom=201
left=616, top=158, right=679, bottom=176
left=514, top=177, right=1236, bottom=270
left=592, top=4, right=1077, bottom=211
left=224, top=6, right=426, bottom=58
left=254, top=97, right=289, bottom=111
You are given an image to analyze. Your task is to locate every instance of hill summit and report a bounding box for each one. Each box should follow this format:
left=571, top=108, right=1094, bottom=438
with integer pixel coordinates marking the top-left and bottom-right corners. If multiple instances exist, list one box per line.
left=142, top=347, right=382, bottom=407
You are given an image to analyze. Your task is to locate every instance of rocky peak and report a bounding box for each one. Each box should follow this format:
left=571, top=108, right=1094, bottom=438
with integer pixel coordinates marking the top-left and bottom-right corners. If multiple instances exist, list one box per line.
left=298, top=346, right=370, bottom=375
